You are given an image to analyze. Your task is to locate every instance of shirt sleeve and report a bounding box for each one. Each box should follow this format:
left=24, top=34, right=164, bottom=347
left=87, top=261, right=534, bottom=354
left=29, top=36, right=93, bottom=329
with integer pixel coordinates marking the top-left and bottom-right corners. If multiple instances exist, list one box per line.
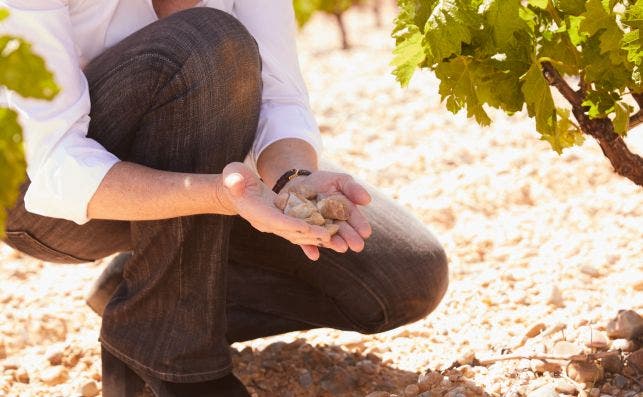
left=1, top=0, right=120, bottom=225
left=233, top=0, right=323, bottom=172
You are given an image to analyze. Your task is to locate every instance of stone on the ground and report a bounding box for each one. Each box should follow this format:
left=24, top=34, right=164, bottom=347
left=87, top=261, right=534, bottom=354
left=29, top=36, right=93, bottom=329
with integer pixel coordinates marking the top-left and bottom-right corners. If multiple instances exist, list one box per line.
left=366, top=392, right=390, bottom=397
left=528, top=384, right=560, bottom=397
left=404, top=384, right=420, bottom=396
left=566, top=361, right=604, bottom=383
left=580, top=328, right=609, bottom=349
left=40, top=366, right=68, bottom=386
left=611, top=338, right=636, bottom=352
left=79, top=379, right=100, bottom=397
left=552, top=340, right=584, bottom=357
left=627, top=348, right=643, bottom=370
left=607, top=310, right=643, bottom=340
left=14, top=367, right=29, bottom=384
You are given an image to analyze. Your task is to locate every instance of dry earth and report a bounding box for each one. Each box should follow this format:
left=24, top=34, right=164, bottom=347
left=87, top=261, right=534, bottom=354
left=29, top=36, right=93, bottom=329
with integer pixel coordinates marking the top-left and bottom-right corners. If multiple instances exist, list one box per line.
left=1, top=4, right=643, bottom=397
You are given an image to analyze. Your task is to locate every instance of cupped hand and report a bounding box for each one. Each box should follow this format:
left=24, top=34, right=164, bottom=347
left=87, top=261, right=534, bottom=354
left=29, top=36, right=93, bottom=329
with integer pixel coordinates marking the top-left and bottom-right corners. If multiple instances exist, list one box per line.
left=220, top=163, right=332, bottom=258
left=281, top=170, right=372, bottom=260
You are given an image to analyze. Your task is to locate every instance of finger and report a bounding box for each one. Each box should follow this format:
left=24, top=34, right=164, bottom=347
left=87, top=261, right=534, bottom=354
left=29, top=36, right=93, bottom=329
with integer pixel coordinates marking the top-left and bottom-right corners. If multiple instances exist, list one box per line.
left=254, top=208, right=331, bottom=241
left=286, top=236, right=330, bottom=246
left=251, top=217, right=332, bottom=243
left=347, top=205, right=372, bottom=239
left=338, top=176, right=371, bottom=206
left=300, top=245, right=320, bottom=261
left=338, top=221, right=365, bottom=253
left=324, top=234, right=349, bottom=253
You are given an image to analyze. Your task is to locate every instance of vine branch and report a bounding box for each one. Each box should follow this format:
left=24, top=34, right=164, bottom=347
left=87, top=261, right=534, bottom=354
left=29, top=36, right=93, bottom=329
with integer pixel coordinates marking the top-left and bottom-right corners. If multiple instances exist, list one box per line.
left=631, top=111, right=643, bottom=130
left=540, top=62, right=643, bottom=186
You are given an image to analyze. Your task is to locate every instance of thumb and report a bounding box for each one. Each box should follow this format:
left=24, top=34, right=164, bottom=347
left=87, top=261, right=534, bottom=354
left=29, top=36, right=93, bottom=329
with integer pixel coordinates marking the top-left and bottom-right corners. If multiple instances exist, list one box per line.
left=224, top=172, right=246, bottom=197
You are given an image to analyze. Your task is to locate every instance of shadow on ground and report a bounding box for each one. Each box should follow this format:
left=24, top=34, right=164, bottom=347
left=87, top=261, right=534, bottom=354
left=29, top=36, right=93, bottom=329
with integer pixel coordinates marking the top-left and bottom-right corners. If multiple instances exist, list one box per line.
left=232, top=339, right=418, bottom=397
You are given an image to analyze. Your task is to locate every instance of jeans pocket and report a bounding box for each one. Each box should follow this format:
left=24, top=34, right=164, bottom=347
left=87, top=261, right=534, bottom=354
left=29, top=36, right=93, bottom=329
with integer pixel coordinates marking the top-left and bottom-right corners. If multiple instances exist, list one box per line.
left=4, top=230, right=93, bottom=264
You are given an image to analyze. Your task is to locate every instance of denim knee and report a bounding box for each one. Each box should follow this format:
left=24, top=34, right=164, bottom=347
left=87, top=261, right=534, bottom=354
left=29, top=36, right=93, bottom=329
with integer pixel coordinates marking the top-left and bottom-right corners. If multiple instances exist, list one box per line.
left=340, top=243, right=449, bottom=335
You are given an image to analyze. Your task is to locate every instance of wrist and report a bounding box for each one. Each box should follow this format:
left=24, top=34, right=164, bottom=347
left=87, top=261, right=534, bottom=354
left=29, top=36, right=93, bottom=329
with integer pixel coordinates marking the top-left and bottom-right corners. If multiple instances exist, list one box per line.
left=272, top=169, right=312, bottom=193
left=212, top=174, right=237, bottom=215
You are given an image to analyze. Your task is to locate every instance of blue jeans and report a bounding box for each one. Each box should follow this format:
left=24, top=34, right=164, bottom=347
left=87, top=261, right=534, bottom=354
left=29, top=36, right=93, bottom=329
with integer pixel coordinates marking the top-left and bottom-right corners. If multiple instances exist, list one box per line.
left=3, top=8, right=448, bottom=394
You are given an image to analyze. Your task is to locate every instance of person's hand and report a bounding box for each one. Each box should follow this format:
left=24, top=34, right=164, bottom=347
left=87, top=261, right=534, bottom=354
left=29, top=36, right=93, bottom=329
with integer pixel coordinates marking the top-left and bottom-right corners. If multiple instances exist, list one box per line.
left=281, top=170, right=372, bottom=260
left=219, top=163, right=332, bottom=256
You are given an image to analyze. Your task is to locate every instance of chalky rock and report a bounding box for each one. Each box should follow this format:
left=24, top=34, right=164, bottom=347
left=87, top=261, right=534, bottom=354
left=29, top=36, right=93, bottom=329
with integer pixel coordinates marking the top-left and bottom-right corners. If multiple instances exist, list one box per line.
left=317, top=195, right=350, bottom=221
left=284, top=193, right=317, bottom=219
left=79, top=380, right=100, bottom=397
left=527, top=384, right=560, bottom=397
left=14, top=367, right=29, bottom=384
left=305, top=211, right=326, bottom=226
left=552, top=340, right=584, bottom=357
left=580, top=328, right=609, bottom=349
left=290, top=184, right=317, bottom=200
left=531, top=359, right=561, bottom=373
left=277, top=192, right=345, bottom=235
left=611, top=338, right=636, bottom=352
left=554, top=379, right=577, bottom=394
left=566, top=361, right=604, bottom=383
left=366, top=392, right=391, bottom=397
left=40, top=366, right=68, bottom=386
left=325, top=222, right=340, bottom=236
left=546, top=284, right=564, bottom=307
left=404, top=384, right=420, bottom=396
left=607, top=310, right=643, bottom=340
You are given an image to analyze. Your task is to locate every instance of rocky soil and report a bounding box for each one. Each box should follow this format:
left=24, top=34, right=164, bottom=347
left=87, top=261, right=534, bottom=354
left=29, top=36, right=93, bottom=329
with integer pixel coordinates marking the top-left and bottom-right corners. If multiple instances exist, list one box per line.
left=1, top=4, right=642, bottom=397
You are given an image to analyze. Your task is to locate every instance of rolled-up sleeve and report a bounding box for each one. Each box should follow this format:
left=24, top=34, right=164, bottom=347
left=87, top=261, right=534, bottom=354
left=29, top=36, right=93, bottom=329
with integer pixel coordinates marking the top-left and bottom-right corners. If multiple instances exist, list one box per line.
left=1, top=0, right=120, bottom=224
left=233, top=0, right=323, bottom=171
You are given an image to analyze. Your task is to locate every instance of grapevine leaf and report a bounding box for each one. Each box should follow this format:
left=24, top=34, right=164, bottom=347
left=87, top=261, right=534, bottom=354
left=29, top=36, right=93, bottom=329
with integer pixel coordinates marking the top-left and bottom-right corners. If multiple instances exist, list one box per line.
left=622, top=1, right=643, bottom=66
left=567, top=15, right=589, bottom=46
left=522, top=61, right=556, bottom=136
left=0, top=107, right=25, bottom=237
left=528, top=0, right=549, bottom=9
left=553, top=0, right=586, bottom=15
left=293, top=0, right=322, bottom=27
left=539, top=31, right=581, bottom=75
left=581, top=90, right=620, bottom=118
left=0, top=35, right=60, bottom=100
left=622, top=30, right=642, bottom=66
left=613, top=101, right=634, bottom=135
left=391, top=30, right=426, bottom=87
left=485, top=0, right=529, bottom=49
left=582, top=35, right=632, bottom=89
left=539, top=108, right=584, bottom=153
left=476, top=63, right=525, bottom=113
left=580, top=0, right=626, bottom=64
left=423, top=0, right=482, bottom=65
left=435, top=56, right=492, bottom=125
left=319, top=0, right=359, bottom=14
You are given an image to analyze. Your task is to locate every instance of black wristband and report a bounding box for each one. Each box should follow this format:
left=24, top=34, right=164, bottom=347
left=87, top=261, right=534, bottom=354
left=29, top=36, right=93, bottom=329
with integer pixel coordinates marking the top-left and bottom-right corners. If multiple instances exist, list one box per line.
left=272, top=169, right=312, bottom=193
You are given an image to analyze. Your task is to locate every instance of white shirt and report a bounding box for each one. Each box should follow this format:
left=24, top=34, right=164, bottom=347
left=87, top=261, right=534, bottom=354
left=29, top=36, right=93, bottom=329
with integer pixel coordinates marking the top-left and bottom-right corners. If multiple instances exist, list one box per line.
left=0, top=0, right=322, bottom=224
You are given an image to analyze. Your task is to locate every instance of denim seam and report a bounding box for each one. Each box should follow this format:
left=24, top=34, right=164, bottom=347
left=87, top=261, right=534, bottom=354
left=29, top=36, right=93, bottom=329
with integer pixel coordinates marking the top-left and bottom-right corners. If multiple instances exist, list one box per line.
left=321, top=256, right=391, bottom=333
left=100, top=338, right=232, bottom=382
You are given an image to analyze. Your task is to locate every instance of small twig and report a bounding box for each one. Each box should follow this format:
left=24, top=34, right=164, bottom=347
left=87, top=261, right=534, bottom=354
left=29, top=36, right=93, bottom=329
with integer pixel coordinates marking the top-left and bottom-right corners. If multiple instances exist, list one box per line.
left=632, top=92, right=643, bottom=109
left=478, top=351, right=618, bottom=366
left=630, top=111, right=643, bottom=129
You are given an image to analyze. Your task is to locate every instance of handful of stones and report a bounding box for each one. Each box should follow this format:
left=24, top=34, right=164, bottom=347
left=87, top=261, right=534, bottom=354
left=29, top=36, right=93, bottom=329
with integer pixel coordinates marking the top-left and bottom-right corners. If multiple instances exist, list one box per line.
left=274, top=186, right=350, bottom=236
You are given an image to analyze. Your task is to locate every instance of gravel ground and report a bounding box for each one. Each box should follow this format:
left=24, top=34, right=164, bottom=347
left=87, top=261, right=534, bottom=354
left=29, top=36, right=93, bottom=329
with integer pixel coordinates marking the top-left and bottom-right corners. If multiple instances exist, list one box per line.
left=1, top=4, right=642, bottom=397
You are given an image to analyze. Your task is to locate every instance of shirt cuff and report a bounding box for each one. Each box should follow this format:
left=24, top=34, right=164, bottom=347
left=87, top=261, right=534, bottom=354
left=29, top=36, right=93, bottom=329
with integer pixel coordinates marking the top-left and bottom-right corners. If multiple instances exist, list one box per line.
left=24, top=131, right=120, bottom=225
left=245, top=103, right=323, bottom=174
